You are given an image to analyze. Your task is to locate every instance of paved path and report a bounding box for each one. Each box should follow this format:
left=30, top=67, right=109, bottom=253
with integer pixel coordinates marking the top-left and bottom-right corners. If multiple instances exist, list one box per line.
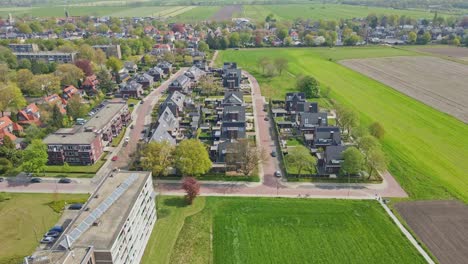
left=209, top=50, right=218, bottom=68
left=378, top=198, right=435, bottom=264
left=157, top=71, right=408, bottom=199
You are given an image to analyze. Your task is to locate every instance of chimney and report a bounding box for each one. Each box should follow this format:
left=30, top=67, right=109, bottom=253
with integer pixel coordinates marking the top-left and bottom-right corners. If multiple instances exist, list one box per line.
left=330, top=131, right=334, bottom=139
left=318, top=117, right=322, bottom=125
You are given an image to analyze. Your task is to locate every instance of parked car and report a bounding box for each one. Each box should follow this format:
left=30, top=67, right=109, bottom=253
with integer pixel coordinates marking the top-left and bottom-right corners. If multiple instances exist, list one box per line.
left=264, top=117, right=269, bottom=121
left=58, top=178, right=71, bottom=184
left=69, top=203, right=83, bottom=210
left=111, top=156, right=118, bottom=161
left=0, top=177, right=4, bottom=182
left=49, top=226, right=63, bottom=233
left=40, top=236, right=55, bottom=244
left=30, top=177, right=42, bottom=183
left=271, top=151, right=277, bottom=157
left=44, top=231, right=60, bottom=238
left=130, top=124, right=134, bottom=129
left=274, top=171, right=282, bottom=177
left=124, top=137, right=130, bottom=142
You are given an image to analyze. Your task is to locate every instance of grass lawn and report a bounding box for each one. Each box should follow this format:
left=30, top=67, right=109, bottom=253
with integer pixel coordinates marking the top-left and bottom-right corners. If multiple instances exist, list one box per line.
left=111, top=127, right=127, bottom=147
left=168, top=6, right=221, bottom=22
left=286, top=137, right=302, bottom=146
left=217, top=46, right=468, bottom=202
left=143, top=196, right=425, bottom=264
left=127, top=98, right=140, bottom=112
left=43, top=152, right=107, bottom=174
left=41, top=172, right=95, bottom=178
left=0, top=193, right=88, bottom=264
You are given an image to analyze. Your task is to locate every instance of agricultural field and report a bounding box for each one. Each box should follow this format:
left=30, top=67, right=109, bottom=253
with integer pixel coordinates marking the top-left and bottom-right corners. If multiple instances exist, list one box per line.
left=217, top=47, right=468, bottom=202
left=211, top=5, right=243, bottom=21
left=413, top=46, right=468, bottom=61
left=168, top=6, right=221, bottom=22
left=241, top=4, right=455, bottom=22
left=340, top=56, right=468, bottom=123
left=143, top=196, right=425, bottom=264
left=0, top=193, right=89, bottom=264
left=395, top=200, right=468, bottom=264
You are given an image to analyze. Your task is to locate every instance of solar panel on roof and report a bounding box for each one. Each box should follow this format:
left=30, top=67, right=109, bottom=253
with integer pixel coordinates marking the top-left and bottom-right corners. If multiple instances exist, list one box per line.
left=59, top=173, right=138, bottom=249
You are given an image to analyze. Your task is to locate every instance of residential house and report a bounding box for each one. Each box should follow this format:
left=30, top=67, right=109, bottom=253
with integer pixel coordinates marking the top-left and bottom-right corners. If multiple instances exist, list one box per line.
left=222, top=91, right=244, bottom=107
left=285, top=92, right=318, bottom=113
left=17, top=103, right=41, bottom=126
left=158, top=91, right=185, bottom=117
left=62, top=85, right=80, bottom=100
left=151, top=107, right=179, bottom=145
left=157, top=61, right=172, bottom=75
left=184, top=66, right=205, bottom=82
left=222, top=62, right=242, bottom=89
left=311, top=126, right=341, bottom=148
left=14, top=51, right=77, bottom=63
left=81, top=75, right=99, bottom=94
left=124, top=61, right=138, bottom=73
left=221, top=106, right=246, bottom=139
left=134, top=73, right=154, bottom=89
left=152, top=44, right=171, bottom=55
left=120, top=81, right=144, bottom=98
left=0, top=116, right=22, bottom=147
left=43, top=93, right=67, bottom=114
left=147, top=66, right=165, bottom=81
left=168, top=75, right=191, bottom=93
left=8, top=43, right=39, bottom=52
left=298, top=112, right=328, bottom=134
left=317, top=145, right=347, bottom=174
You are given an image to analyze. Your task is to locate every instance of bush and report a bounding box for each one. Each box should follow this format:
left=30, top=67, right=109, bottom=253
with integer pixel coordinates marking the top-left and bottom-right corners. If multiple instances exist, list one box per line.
left=0, top=158, right=12, bottom=174
left=369, top=122, right=385, bottom=139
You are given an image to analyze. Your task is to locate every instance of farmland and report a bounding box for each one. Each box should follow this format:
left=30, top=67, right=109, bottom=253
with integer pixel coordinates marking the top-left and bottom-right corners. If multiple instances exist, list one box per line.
left=143, top=196, right=425, bottom=264
left=395, top=200, right=468, bottom=264
left=217, top=47, right=468, bottom=202
left=413, top=46, right=468, bottom=61
left=0, top=193, right=89, bottom=264
left=341, top=56, right=468, bottom=123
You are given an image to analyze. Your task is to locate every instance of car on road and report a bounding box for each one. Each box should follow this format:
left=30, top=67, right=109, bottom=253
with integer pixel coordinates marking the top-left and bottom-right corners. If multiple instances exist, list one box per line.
left=271, top=151, right=277, bottom=157
left=274, top=171, right=282, bottom=177
left=58, top=178, right=72, bottom=184
left=44, top=231, right=60, bottom=238
left=30, top=177, right=42, bottom=183
left=264, top=117, right=269, bottom=121
left=130, top=124, right=134, bottom=129
left=111, top=156, right=118, bottom=161
left=49, top=226, right=63, bottom=233
left=113, top=167, right=120, bottom=172
left=40, top=236, right=55, bottom=244
left=0, top=177, right=4, bottom=182
left=68, top=203, right=83, bottom=210
left=124, top=137, right=130, bottom=142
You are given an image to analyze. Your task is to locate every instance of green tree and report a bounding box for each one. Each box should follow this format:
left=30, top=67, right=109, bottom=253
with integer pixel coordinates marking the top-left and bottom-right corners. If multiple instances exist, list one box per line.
left=77, top=44, right=96, bottom=61
left=51, top=104, right=64, bottom=129
left=24, top=124, right=44, bottom=144
left=55, top=64, right=84, bottom=86
left=257, top=57, right=270, bottom=73
left=344, top=35, right=361, bottom=46
left=29, top=22, right=44, bottom=33
left=66, top=94, right=88, bottom=120
left=341, top=147, right=364, bottom=176
left=17, top=23, right=32, bottom=34
left=274, top=58, right=288, bottom=75
left=285, top=145, right=316, bottom=175
left=62, top=162, right=70, bottom=173
left=0, top=158, right=13, bottom=174
left=141, top=141, right=174, bottom=177
left=174, top=139, right=212, bottom=177
left=28, top=74, right=61, bottom=96
left=357, top=135, right=380, bottom=155
left=197, top=41, right=209, bottom=52
left=0, top=63, right=9, bottom=83
left=229, top=32, right=240, bottom=47
left=418, top=32, right=432, bottom=45
left=2, top=136, right=15, bottom=149
left=106, top=56, right=123, bottom=73
left=96, top=69, right=114, bottom=93
left=408, top=31, right=417, bottom=44
left=366, top=148, right=387, bottom=179
left=0, top=82, right=26, bottom=116
left=22, top=139, right=48, bottom=174
left=297, top=75, right=319, bottom=98
left=369, top=122, right=385, bottom=139
left=18, top=58, right=32, bottom=70
left=336, top=104, right=358, bottom=136
left=0, top=46, right=17, bottom=69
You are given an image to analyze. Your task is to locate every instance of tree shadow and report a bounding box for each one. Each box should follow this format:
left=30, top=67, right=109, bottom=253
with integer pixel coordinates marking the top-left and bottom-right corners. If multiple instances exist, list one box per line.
left=157, top=208, right=171, bottom=219
left=163, top=197, right=188, bottom=208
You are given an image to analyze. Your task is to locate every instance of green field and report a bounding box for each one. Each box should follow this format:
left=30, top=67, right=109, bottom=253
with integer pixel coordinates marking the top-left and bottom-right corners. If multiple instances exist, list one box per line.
left=168, top=6, right=221, bottom=22
left=143, top=196, right=425, bottom=264
left=217, top=47, right=468, bottom=202
left=242, top=4, right=456, bottom=21
left=0, top=193, right=88, bottom=264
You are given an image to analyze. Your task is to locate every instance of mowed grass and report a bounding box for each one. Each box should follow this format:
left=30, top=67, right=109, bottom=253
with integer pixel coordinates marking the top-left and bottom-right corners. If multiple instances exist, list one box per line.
left=168, top=6, right=221, bottom=22
left=242, top=4, right=456, bottom=22
left=217, top=47, right=468, bottom=202
left=0, top=193, right=89, bottom=264
left=144, top=196, right=425, bottom=264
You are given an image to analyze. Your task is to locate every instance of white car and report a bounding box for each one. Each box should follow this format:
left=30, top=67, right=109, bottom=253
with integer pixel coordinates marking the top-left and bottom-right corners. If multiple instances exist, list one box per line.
left=274, top=171, right=282, bottom=177
left=40, top=236, right=55, bottom=244
left=124, top=137, right=130, bottom=142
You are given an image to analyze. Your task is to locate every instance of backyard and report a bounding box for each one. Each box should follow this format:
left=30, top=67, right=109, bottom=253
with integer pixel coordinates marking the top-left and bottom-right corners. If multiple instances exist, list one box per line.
left=217, top=47, right=468, bottom=202
left=0, top=193, right=88, bottom=264
left=142, top=196, right=426, bottom=264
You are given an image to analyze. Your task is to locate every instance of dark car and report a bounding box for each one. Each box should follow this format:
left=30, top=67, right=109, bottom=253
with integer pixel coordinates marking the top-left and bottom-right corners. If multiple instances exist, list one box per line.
left=264, top=117, right=270, bottom=121
left=58, top=178, right=72, bottom=184
left=69, top=203, right=83, bottom=210
left=30, top=177, right=42, bottom=183
left=271, top=151, right=277, bottom=157
left=49, top=226, right=64, bottom=233
left=0, top=177, right=4, bottom=182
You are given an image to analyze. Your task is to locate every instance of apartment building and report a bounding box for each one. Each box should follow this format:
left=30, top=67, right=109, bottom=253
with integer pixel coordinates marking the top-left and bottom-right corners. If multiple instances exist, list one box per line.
left=14, top=51, right=77, bottom=63
left=92, top=44, right=122, bottom=59
left=43, top=100, right=130, bottom=165
left=25, top=171, right=157, bottom=264
left=8, top=43, right=39, bottom=52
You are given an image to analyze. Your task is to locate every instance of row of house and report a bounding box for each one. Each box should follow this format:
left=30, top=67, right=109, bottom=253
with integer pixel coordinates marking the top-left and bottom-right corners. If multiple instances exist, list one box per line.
left=119, top=61, right=171, bottom=98
left=274, top=92, right=348, bottom=175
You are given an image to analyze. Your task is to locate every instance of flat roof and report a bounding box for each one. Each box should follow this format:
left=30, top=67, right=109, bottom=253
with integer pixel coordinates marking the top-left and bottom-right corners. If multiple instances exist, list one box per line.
left=43, top=101, right=127, bottom=145
left=28, top=171, right=152, bottom=264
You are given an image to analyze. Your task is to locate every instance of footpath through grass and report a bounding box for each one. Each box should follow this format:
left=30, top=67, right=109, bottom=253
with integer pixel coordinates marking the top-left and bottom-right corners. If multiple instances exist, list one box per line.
left=217, top=47, right=468, bottom=202
left=0, top=193, right=88, bottom=264
left=143, top=196, right=425, bottom=264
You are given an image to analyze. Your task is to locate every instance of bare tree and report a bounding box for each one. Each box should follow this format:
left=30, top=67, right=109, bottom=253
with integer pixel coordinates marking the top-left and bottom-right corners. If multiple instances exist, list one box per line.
left=226, top=139, right=267, bottom=176
left=274, top=58, right=288, bottom=75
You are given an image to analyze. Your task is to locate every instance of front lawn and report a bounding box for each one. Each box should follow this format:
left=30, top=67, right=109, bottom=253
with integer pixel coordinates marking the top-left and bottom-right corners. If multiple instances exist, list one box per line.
left=0, top=193, right=88, bottom=264
left=142, top=196, right=425, bottom=264
left=111, top=128, right=127, bottom=147
left=43, top=152, right=107, bottom=174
